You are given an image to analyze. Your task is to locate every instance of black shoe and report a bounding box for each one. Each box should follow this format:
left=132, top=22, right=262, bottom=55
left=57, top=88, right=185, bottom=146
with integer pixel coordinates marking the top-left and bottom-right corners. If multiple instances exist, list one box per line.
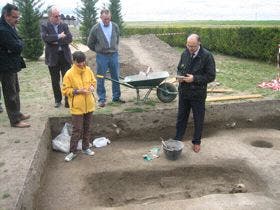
left=112, top=98, right=125, bottom=103
left=54, top=102, right=62, bottom=108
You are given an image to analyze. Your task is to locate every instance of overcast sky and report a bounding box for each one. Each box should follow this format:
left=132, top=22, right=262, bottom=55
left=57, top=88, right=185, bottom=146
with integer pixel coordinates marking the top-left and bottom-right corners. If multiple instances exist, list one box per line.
left=0, top=0, right=279, bottom=21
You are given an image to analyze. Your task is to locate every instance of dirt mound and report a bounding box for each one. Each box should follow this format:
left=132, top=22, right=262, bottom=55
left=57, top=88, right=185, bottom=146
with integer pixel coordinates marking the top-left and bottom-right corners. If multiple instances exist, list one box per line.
left=85, top=34, right=180, bottom=77
left=120, top=35, right=181, bottom=76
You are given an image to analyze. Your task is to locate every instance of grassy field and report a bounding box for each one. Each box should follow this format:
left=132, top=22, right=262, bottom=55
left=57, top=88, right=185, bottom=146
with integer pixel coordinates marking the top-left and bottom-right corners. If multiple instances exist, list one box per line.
left=125, top=20, right=280, bottom=28
left=214, top=54, right=280, bottom=98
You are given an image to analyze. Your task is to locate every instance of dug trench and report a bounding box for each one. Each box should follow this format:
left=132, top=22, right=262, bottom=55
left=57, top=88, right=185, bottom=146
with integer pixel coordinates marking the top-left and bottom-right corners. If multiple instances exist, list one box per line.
left=22, top=100, right=280, bottom=209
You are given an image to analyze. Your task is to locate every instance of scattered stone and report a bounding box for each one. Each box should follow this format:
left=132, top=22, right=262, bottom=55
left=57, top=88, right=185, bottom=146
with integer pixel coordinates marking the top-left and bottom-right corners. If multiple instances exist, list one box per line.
left=230, top=183, right=247, bottom=193
left=246, top=118, right=253, bottom=122
left=14, top=140, right=20, bottom=143
left=0, top=162, right=5, bottom=167
left=208, top=81, right=220, bottom=87
left=112, top=123, right=118, bottom=128
left=0, top=131, right=5, bottom=135
left=226, top=122, right=236, bottom=128
left=115, top=128, right=121, bottom=135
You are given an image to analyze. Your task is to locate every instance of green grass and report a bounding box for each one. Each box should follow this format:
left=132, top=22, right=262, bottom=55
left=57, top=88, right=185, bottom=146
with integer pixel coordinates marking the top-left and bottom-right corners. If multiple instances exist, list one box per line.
left=133, top=99, right=157, bottom=107
left=19, top=60, right=52, bottom=102
left=125, top=20, right=280, bottom=28
left=2, top=193, right=10, bottom=199
left=95, top=107, right=113, bottom=114
left=123, top=107, right=145, bottom=113
left=214, top=54, right=280, bottom=98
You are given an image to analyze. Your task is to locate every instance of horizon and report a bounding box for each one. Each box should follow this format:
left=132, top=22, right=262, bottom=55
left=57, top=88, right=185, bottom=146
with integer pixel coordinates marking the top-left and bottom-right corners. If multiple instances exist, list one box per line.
left=0, top=0, right=280, bottom=21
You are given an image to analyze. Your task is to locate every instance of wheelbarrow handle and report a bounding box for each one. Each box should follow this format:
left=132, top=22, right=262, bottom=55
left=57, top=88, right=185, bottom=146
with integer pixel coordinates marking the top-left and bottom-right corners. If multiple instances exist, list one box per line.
left=96, top=74, right=134, bottom=88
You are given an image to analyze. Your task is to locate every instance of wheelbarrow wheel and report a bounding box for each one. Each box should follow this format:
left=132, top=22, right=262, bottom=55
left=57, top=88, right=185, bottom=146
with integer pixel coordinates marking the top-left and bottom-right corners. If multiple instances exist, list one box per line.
left=157, top=82, right=177, bottom=103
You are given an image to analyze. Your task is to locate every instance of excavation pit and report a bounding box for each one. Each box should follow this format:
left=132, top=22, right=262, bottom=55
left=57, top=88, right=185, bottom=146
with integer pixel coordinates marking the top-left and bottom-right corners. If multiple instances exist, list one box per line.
left=36, top=130, right=271, bottom=210
left=21, top=100, right=280, bottom=209
left=250, top=140, right=273, bottom=148
left=84, top=165, right=264, bottom=207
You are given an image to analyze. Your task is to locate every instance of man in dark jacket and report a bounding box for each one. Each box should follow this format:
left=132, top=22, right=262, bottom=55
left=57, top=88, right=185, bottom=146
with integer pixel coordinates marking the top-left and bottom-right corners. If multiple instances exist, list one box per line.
left=0, top=3, right=30, bottom=128
left=41, top=6, right=72, bottom=108
left=175, top=34, right=216, bottom=153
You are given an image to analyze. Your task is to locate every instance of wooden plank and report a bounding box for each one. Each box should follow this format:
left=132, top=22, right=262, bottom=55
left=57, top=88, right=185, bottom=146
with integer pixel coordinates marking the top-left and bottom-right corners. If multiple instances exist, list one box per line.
left=167, top=78, right=234, bottom=93
left=206, top=94, right=263, bottom=102
left=207, top=89, right=233, bottom=93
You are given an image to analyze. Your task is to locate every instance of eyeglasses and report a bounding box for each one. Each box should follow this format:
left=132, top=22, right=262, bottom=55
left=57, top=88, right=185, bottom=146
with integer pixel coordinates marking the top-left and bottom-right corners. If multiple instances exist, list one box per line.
left=187, top=44, right=199, bottom=49
left=11, top=15, right=20, bottom=20
left=52, top=15, right=60, bottom=18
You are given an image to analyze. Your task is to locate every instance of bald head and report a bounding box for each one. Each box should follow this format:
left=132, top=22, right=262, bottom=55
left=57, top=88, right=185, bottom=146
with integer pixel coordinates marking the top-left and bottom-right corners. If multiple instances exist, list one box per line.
left=186, top=34, right=201, bottom=54
left=187, top=34, right=200, bottom=42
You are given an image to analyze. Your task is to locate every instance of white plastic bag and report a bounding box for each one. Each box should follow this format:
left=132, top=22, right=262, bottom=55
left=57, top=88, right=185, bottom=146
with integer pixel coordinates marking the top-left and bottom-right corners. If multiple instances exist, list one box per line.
left=92, top=137, right=111, bottom=148
left=52, top=123, right=72, bottom=153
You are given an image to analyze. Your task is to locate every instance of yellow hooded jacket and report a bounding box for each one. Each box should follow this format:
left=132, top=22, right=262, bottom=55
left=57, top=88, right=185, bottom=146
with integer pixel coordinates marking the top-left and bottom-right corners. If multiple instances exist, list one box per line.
left=62, top=64, right=97, bottom=115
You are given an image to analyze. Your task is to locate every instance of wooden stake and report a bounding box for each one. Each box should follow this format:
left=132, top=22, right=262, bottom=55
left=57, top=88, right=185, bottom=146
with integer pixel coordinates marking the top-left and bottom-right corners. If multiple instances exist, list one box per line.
left=206, top=94, right=263, bottom=102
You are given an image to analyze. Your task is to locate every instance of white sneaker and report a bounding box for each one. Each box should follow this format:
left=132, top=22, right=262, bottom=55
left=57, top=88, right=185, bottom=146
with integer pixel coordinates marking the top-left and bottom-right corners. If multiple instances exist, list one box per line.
left=65, top=152, right=77, bottom=162
left=82, top=148, right=95, bottom=156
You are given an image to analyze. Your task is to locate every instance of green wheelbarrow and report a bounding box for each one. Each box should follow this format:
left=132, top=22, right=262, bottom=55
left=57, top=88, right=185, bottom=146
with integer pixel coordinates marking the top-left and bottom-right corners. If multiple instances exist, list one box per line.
left=97, top=71, right=177, bottom=103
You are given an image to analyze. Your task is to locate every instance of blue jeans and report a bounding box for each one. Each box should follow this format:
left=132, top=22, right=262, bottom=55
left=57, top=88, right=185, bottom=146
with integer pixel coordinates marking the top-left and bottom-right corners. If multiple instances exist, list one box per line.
left=96, top=52, right=121, bottom=103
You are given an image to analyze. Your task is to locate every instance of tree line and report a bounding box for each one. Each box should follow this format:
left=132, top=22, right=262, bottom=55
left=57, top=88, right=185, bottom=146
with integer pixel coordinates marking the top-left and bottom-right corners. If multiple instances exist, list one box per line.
left=13, top=0, right=124, bottom=60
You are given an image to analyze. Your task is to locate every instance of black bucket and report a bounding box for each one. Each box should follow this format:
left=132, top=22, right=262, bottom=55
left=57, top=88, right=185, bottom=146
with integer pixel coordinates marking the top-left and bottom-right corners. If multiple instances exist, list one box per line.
left=162, top=139, right=184, bottom=160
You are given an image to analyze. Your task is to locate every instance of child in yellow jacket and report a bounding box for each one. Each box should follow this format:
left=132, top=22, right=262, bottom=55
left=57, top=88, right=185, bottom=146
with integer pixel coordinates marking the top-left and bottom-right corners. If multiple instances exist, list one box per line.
left=62, top=51, right=97, bottom=162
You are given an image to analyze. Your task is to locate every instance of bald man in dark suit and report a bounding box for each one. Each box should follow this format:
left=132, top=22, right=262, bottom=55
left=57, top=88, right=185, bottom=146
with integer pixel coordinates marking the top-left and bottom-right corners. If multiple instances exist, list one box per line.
left=41, top=6, right=72, bottom=108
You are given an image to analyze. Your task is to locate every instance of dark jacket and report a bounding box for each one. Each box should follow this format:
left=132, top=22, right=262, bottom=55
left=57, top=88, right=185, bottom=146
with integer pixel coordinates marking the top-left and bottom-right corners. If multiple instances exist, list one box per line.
left=177, top=46, right=216, bottom=100
left=0, top=16, right=25, bottom=73
left=41, top=21, right=72, bottom=67
left=87, top=22, right=119, bottom=54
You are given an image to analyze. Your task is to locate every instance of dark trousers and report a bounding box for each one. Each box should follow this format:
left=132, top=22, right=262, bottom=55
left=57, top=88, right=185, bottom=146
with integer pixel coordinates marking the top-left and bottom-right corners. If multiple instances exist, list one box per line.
left=70, top=112, right=93, bottom=153
left=0, top=86, right=2, bottom=111
left=0, top=72, right=23, bottom=125
left=48, top=52, right=71, bottom=103
left=175, top=95, right=205, bottom=145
